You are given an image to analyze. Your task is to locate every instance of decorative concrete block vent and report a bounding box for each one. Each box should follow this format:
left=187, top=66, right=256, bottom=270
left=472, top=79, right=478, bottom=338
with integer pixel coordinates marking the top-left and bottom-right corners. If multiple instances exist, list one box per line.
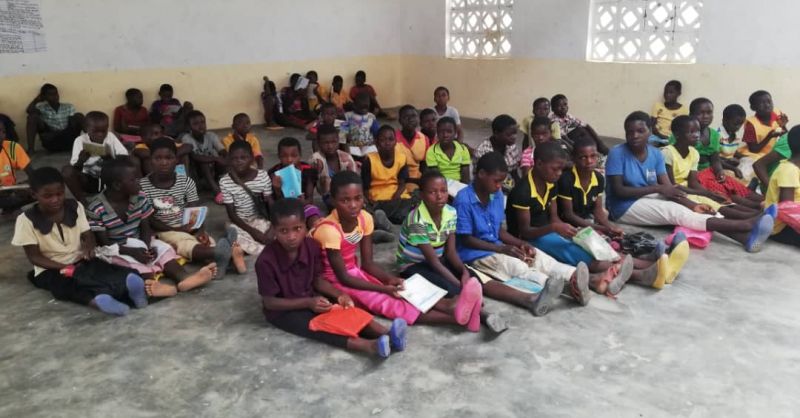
left=447, top=0, right=514, bottom=59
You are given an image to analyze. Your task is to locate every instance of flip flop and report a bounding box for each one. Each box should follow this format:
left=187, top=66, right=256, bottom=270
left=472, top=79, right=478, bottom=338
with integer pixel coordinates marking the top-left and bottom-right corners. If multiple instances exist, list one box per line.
left=652, top=254, right=668, bottom=290
left=467, top=297, right=482, bottom=332
left=569, top=262, right=592, bottom=306
left=665, top=241, right=690, bottom=284
left=484, top=313, right=509, bottom=334
left=668, top=231, right=687, bottom=253
left=528, top=277, right=564, bottom=317
left=214, top=238, right=233, bottom=277
left=376, top=335, right=391, bottom=359
left=745, top=215, right=774, bottom=253
left=764, top=203, right=778, bottom=219
left=126, top=274, right=148, bottom=309
left=388, top=319, right=408, bottom=351
left=454, top=277, right=482, bottom=325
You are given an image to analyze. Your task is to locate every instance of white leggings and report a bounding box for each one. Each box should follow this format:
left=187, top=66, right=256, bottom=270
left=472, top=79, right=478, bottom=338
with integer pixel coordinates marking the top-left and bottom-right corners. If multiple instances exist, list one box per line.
left=618, top=194, right=713, bottom=231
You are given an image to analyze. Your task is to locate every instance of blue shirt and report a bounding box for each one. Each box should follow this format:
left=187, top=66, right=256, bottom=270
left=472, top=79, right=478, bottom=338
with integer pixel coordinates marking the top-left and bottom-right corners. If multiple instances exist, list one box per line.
left=454, top=184, right=505, bottom=263
left=605, top=143, right=667, bottom=219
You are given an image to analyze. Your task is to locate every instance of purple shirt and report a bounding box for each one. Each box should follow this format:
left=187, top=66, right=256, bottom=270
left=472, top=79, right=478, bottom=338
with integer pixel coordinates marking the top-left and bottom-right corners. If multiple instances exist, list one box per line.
left=255, top=237, right=322, bottom=320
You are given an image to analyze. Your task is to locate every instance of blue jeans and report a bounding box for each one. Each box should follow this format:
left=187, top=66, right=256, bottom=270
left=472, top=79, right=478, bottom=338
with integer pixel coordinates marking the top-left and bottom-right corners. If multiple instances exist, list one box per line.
left=530, top=232, right=594, bottom=266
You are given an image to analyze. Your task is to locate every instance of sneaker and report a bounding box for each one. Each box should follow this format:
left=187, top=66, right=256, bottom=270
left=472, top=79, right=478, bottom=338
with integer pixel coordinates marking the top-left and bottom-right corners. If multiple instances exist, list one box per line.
left=527, top=277, right=564, bottom=317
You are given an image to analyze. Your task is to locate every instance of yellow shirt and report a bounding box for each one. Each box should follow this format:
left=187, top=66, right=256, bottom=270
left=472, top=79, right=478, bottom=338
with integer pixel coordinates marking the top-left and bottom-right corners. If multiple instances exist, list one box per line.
left=661, top=145, right=721, bottom=210
left=11, top=201, right=91, bottom=276
left=366, top=149, right=411, bottom=201
left=651, top=102, right=689, bottom=137
left=395, top=130, right=429, bottom=192
left=222, top=133, right=263, bottom=156
left=520, top=115, right=562, bottom=139
left=329, top=89, right=351, bottom=111
left=765, top=160, right=800, bottom=234
left=0, top=140, right=31, bottom=186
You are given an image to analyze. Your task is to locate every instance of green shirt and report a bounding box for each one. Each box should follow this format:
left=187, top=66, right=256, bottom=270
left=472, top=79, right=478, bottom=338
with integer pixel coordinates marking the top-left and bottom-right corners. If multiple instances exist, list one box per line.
left=396, top=202, right=457, bottom=269
left=425, top=142, right=471, bottom=181
left=768, top=134, right=792, bottom=176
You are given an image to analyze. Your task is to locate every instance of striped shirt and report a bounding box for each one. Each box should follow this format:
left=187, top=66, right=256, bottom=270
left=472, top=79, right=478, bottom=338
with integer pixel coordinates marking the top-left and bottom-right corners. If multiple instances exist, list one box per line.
left=86, top=192, right=153, bottom=243
left=219, top=170, right=273, bottom=221
left=396, top=203, right=457, bottom=269
left=139, top=173, right=199, bottom=228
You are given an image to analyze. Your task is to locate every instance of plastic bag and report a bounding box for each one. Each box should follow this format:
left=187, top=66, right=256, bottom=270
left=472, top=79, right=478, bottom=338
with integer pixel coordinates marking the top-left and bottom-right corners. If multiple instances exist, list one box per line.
left=778, top=201, right=800, bottom=233
left=573, top=227, right=620, bottom=262
left=308, top=305, right=373, bottom=338
left=621, top=231, right=658, bottom=257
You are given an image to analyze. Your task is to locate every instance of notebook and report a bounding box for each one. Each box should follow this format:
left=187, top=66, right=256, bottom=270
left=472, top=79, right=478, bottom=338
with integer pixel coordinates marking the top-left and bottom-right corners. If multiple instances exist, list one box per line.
left=398, top=274, right=448, bottom=313
left=275, top=165, right=303, bottom=198
left=446, top=179, right=468, bottom=197
left=308, top=305, right=373, bottom=338
left=182, top=207, right=208, bottom=230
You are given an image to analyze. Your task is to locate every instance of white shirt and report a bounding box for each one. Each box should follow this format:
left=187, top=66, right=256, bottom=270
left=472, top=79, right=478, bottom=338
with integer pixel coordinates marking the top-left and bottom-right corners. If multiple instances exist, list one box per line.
left=69, top=132, right=129, bottom=177
left=430, top=106, right=462, bottom=125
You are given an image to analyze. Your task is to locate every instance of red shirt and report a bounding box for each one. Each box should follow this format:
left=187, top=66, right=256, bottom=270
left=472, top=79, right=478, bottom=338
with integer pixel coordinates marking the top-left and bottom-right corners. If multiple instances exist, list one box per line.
left=349, top=84, right=377, bottom=101
left=113, top=105, right=149, bottom=131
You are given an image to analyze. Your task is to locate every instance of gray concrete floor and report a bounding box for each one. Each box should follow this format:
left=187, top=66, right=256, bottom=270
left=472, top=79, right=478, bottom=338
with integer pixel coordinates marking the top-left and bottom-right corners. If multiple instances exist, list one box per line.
left=1, top=119, right=799, bottom=418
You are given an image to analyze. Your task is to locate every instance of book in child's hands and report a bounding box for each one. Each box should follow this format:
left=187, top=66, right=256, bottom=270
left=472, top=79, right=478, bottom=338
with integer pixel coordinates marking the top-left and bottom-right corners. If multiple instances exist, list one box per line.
left=275, top=164, right=303, bottom=198
left=294, top=76, right=310, bottom=91
left=446, top=179, right=468, bottom=198
left=308, top=305, right=373, bottom=338
left=182, top=206, right=208, bottom=230
left=398, top=274, right=448, bottom=313
left=82, top=141, right=110, bottom=157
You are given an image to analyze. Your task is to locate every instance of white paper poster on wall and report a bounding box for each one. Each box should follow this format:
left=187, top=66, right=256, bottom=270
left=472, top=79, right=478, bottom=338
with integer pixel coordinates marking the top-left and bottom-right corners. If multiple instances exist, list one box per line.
left=0, top=0, right=46, bottom=54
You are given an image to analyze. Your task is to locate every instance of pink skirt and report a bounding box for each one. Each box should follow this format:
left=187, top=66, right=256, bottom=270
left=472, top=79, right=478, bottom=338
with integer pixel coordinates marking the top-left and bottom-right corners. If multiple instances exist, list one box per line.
left=325, top=267, right=421, bottom=325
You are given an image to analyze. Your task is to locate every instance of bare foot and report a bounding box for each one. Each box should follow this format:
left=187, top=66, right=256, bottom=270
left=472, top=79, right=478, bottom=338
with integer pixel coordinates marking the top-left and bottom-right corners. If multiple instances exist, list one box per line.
left=145, top=279, right=178, bottom=298
left=232, top=243, right=247, bottom=274
left=177, top=263, right=216, bottom=292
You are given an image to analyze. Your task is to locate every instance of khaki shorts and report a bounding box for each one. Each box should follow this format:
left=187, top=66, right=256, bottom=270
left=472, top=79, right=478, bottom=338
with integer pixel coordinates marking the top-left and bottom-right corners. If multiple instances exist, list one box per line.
left=156, top=231, right=215, bottom=260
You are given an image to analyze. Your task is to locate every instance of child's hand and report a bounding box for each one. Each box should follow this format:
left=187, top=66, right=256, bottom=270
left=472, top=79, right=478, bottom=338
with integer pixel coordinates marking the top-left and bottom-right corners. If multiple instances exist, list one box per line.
left=716, top=171, right=727, bottom=183
left=552, top=222, right=577, bottom=239
left=779, top=113, right=789, bottom=128
left=607, top=225, right=625, bottom=238
left=383, top=285, right=403, bottom=299
left=660, top=184, right=687, bottom=200
left=312, top=159, right=324, bottom=174
left=500, top=244, right=526, bottom=260
left=196, top=231, right=211, bottom=246
left=271, top=175, right=282, bottom=190
left=254, top=230, right=270, bottom=245
left=337, top=294, right=354, bottom=308
left=733, top=168, right=744, bottom=179
left=520, top=243, right=537, bottom=258
left=309, top=296, right=333, bottom=313
left=77, top=150, right=91, bottom=165
left=692, top=204, right=716, bottom=214
left=81, top=246, right=94, bottom=260
left=125, top=247, right=154, bottom=264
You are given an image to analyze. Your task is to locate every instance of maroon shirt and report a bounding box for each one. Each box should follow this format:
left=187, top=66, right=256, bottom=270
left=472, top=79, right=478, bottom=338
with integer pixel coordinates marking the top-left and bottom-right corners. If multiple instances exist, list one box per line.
left=255, top=237, right=322, bottom=320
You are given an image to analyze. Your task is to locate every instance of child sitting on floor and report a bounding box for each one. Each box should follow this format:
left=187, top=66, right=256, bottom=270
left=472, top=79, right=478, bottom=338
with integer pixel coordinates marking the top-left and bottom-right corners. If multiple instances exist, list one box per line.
left=557, top=138, right=684, bottom=289
left=268, top=137, right=318, bottom=206
left=131, top=123, right=192, bottom=177
left=650, top=80, right=689, bottom=146
left=140, top=138, right=242, bottom=275
left=454, top=152, right=579, bottom=315
left=740, top=90, right=789, bottom=162
left=222, top=113, right=264, bottom=169
left=256, top=198, right=405, bottom=358
left=305, top=70, right=329, bottom=112
left=606, top=111, right=774, bottom=253
left=507, top=142, right=673, bottom=297
left=12, top=167, right=148, bottom=316
left=718, top=104, right=747, bottom=178
left=396, top=105, right=430, bottom=193
left=260, top=77, right=284, bottom=131
left=474, top=114, right=521, bottom=192
left=419, top=108, right=438, bottom=143
left=310, top=124, right=357, bottom=209
left=328, top=75, right=352, bottom=117
left=88, top=157, right=216, bottom=298
left=312, top=171, right=482, bottom=330
left=149, top=84, right=192, bottom=137
left=279, top=74, right=316, bottom=129
left=396, top=170, right=507, bottom=333
left=344, top=92, right=380, bottom=158
left=180, top=110, right=227, bottom=204
left=362, top=125, right=417, bottom=224
left=765, top=126, right=800, bottom=247
left=62, top=111, right=129, bottom=204
left=25, top=83, right=84, bottom=153
left=220, top=141, right=274, bottom=262
left=113, top=88, right=150, bottom=141
left=0, top=122, right=34, bottom=214
left=305, top=102, right=342, bottom=152
left=521, top=98, right=562, bottom=144
left=520, top=116, right=556, bottom=176
left=664, top=115, right=762, bottom=220
left=349, top=70, right=385, bottom=117
left=431, top=87, right=464, bottom=142
left=550, top=94, right=608, bottom=155
left=424, top=117, right=471, bottom=184
left=678, top=99, right=764, bottom=209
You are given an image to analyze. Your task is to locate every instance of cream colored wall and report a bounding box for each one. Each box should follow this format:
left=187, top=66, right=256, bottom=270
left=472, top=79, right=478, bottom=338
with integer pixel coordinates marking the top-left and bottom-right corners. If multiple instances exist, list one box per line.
left=0, top=55, right=407, bottom=144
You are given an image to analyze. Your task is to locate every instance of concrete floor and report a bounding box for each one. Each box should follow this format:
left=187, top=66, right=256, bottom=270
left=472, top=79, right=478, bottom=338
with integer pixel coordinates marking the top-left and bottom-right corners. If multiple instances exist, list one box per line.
left=1, top=119, right=799, bottom=418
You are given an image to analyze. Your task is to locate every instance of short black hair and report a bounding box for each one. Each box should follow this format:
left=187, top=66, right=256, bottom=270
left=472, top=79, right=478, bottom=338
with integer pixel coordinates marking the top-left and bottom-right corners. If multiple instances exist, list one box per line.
left=671, top=115, right=696, bottom=137
left=723, top=104, right=747, bottom=120
left=749, top=90, right=771, bottom=107
left=30, top=167, right=63, bottom=191
left=689, top=97, right=713, bottom=115
left=317, top=123, right=339, bottom=139
left=332, top=75, right=343, bottom=83
left=531, top=116, right=551, bottom=130
left=228, top=140, right=253, bottom=155
left=436, top=116, right=457, bottom=129
left=101, top=156, right=136, bottom=188
left=491, top=114, right=517, bottom=133
left=398, top=104, right=416, bottom=116
left=420, top=108, right=437, bottom=119
left=476, top=151, right=508, bottom=175
left=533, top=97, right=549, bottom=107
left=306, top=70, right=318, bottom=79
left=125, top=88, right=142, bottom=99
left=140, top=122, right=162, bottom=137
left=187, top=110, right=205, bottom=122
left=572, top=137, right=598, bottom=156
left=419, top=169, right=446, bottom=191
left=270, top=198, right=306, bottom=224
left=624, top=111, right=651, bottom=130
left=278, top=137, right=301, bottom=154
left=290, top=73, right=300, bottom=85
left=330, top=171, right=362, bottom=197
left=665, top=80, right=682, bottom=93
left=355, top=70, right=366, bottom=78
left=376, top=124, right=395, bottom=139
left=787, top=125, right=800, bottom=155
left=319, top=102, right=337, bottom=113
left=232, top=112, right=249, bottom=124
left=40, top=83, right=57, bottom=95
left=158, top=84, right=173, bottom=93
left=533, top=141, right=567, bottom=163
left=84, top=111, right=109, bottom=124
left=434, top=86, right=449, bottom=95
left=149, top=137, right=177, bottom=155
left=551, top=94, right=567, bottom=107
